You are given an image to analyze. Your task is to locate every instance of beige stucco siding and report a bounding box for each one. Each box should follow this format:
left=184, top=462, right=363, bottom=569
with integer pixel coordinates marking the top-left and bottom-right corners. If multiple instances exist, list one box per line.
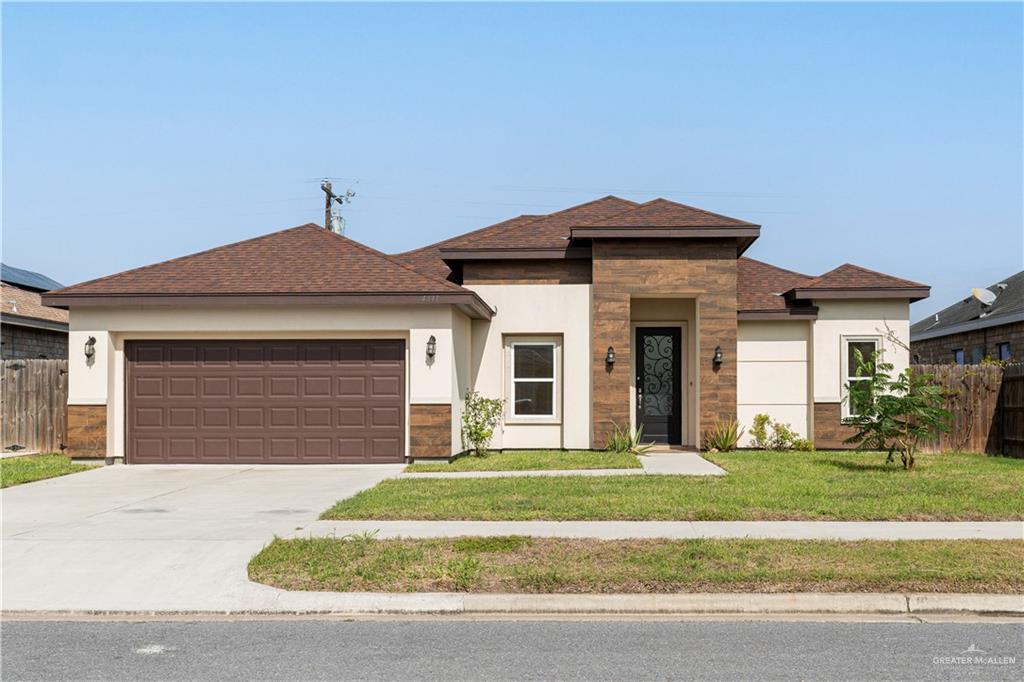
left=737, top=320, right=811, bottom=443
left=69, top=304, right=463, bottom=458
left=811, top=300, right=910, bottom=403
left=465, top=283, right=591, bottom=450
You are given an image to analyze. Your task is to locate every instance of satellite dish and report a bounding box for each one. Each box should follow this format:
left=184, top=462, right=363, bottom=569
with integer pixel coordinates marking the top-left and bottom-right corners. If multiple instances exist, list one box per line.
left=971, top=288, right=997, bottom=306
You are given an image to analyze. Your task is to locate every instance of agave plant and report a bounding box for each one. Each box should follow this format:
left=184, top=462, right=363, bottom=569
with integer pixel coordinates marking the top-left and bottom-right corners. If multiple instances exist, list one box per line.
left=702, top=420, right=743, bottom=452
left=606, top=423, right=654, bottom=455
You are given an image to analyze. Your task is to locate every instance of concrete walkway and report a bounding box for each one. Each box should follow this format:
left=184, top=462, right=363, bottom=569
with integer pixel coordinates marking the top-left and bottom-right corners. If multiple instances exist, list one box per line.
left=301, top=519, right=1024, bottom=541
left=400, top=452, right=725, bottom=479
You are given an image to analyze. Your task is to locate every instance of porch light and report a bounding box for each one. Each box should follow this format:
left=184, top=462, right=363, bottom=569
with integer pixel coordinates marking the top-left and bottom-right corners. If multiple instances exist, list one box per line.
left=426, top=335, right=437, bottom=359
left=605, top=346, right=616, bottom=365
left=84, top=336, right=96, bottom=360
left=713, top=345, right=723, bottom=366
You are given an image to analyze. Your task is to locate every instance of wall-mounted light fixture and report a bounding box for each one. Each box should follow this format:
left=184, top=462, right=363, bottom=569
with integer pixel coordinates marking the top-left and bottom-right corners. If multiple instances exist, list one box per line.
left=84, top=336, right=96, bottom=360
left=426, top=335, right=437, bottom=359
left=713, top=345, right=723, bottom=366
left=605, top=346, right=616, bottom=365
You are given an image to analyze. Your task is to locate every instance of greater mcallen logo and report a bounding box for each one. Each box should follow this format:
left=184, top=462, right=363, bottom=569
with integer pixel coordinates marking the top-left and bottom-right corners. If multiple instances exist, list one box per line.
left=933, top=644, right=1017, bottom=667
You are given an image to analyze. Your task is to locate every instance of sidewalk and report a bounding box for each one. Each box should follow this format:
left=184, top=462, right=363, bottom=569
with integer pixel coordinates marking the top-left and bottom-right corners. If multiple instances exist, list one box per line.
left=399, top=452, right=726, bottom=479
left=300, top=519, right=1024, bottom=541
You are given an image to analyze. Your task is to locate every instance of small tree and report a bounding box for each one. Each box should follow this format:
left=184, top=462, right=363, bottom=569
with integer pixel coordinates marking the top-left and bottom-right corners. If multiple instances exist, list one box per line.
left=461, top=390, right=504, bottom=456
left=843, top=349, right=951, bottom=470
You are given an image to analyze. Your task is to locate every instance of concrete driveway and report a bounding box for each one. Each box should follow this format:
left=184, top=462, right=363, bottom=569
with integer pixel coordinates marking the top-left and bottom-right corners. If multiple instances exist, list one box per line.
left=1, top=464, right=401, bottom=612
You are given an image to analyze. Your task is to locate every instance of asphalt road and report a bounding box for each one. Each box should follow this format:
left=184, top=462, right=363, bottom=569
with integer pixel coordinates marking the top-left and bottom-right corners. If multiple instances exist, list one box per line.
left=3, top=618, right=1022, bottom=681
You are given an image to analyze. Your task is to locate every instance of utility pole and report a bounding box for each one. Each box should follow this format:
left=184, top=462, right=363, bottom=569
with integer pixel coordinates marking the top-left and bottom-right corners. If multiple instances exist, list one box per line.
left=320, top=180, right=356, bottom=234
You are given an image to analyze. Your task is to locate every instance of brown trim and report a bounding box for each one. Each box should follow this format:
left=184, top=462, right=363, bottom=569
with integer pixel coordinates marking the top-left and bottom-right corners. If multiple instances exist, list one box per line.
left=787, top=287, right=930, bottom=302
left=409, top=404, right=452, bottom=458
left=813, top=402, right=859, bottom=449
left=0, top=313, right=69, bottom=332
left=42, top=292, right=495, bottom=319
left=571, top=226, right=761, bottom=240
left=439, top=247, right=592, bottom=260
left=738, top=308, right=818, bottom=321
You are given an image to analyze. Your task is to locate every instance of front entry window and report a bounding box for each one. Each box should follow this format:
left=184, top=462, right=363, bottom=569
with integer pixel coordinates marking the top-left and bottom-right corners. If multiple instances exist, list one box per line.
left=635, top=327, right=682, bottom=444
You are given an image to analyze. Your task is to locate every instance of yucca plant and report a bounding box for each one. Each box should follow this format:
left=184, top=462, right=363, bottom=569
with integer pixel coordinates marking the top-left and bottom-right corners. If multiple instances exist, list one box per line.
left=702, top=420, right=743, bottom=452
left=605, top=423, right=653, bottom=455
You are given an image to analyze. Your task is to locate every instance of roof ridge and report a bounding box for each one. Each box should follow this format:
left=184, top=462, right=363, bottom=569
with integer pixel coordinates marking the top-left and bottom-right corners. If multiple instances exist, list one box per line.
left=319, top=229, right=468, bottom=293
left=578, top=197, right=757, bottom=227
left=54, top=224, right=318, bottom=294
left=739, top=256, right=813, bottom=280
left=806, top=262, right=927, bottom=289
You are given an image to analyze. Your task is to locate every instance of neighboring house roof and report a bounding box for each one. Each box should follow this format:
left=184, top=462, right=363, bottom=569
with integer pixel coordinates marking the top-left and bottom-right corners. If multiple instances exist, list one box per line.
left=43, top=224, right=493, bottom=319
left=911, top=270, right=1024, bottom=341
left=0, top=263, right=64, bottom=292
left=1, top=282, right=69, bottom=329
left=785, top=263, right=930, bottom=302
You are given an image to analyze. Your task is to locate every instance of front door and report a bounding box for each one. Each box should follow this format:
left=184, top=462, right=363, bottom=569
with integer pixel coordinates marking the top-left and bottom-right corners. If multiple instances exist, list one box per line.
left=635, top=327, right=682, bottom=445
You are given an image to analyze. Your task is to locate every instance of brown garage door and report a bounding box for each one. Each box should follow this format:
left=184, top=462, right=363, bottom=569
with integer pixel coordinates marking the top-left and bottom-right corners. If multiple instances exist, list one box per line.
left=126, top=340, right=405, bottom=464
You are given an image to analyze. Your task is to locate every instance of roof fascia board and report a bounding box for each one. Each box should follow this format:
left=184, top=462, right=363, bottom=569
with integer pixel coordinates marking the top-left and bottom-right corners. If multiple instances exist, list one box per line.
left=41, top=292, right=495, bottom=320
left=0, top=313, right=69, bottom=332
left=787, top=287, right=930, bottom=302
left=910, top=310, right=1024, bottom=342
left=737, top=308, right=818, bottom=321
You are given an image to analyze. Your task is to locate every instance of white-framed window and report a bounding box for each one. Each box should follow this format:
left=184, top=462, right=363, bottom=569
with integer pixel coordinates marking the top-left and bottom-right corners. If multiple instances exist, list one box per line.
left=842, top=336, right=881, bottom=420
left=506, top=337, right=560, bottom=421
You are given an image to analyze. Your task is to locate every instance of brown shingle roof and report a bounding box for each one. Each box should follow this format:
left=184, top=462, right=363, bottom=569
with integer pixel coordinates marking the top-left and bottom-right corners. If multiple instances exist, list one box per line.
left=573, top=198, right=758, bottom=228
left=737, top=258, right=814, bottom=312
left=798, top=263, right=928, bottom=292
left=49, top=224, right=470, bottom=297
left=1, top=283, right=68, bottom=325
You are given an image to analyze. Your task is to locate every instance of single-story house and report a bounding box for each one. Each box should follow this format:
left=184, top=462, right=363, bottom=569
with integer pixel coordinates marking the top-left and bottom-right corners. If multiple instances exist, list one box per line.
left=1, top=263, right=69, bottom=359
left=43, top=196, right=928, bottom=463
left=911, top=270, right=1022, bottom=365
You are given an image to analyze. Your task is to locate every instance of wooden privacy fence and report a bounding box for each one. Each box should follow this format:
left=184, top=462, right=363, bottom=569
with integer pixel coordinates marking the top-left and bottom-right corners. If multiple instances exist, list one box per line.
left=916, top=362, right=1023, bottom=457
left=1, top=359, right=68, bottom=454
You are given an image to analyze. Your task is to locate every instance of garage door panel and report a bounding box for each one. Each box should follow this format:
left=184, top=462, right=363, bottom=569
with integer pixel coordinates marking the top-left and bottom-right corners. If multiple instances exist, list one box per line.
left=127, top=340, right=405, bottom=463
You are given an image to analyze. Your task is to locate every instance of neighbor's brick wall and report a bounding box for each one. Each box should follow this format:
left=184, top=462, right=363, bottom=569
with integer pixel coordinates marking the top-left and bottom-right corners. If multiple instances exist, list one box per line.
left=911, top=321, right=1023, bottom=365
left=410, top=404, right=452, bottom=458
left=812, top=402, right=859, bottom=449
left=591, top=239, right=738, bottom=447
left=1, top=325, right=68, bottom=360
left=66, top=405, right=106, bottom=458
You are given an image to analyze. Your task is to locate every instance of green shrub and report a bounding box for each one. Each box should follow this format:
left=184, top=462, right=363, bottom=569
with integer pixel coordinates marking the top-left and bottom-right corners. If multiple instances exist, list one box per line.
left=461, top=390, right=505, bottom=456
left=749, top=413, right=810, bottom=451
left=703, top=420, right=743, bottom=452
left=606, top=423, right=653, bottom=455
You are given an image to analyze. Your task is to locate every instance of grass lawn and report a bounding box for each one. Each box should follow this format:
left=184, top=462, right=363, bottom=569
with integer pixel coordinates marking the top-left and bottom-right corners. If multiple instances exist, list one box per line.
left=249, top=535, right=1024, bottom=594
left=324, top=451, right=1024, bottom=521
left=405, top=450, right=641, bottom=473
left=1, top=454, right=96, bottom=488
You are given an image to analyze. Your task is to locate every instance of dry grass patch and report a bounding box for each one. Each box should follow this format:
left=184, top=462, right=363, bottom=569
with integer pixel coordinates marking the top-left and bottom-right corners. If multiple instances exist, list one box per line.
left=249, top=536, right=1024, bottom=594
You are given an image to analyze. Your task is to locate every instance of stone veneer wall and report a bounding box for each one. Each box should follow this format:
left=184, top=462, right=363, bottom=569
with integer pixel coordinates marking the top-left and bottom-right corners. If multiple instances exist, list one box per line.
left=591, top=239, right=738, bottom=447
left=66, top=405, right=107, bottom=458
left=409, top=404, right=452, bottom=458
left=812, top=402, right=859, bottom=449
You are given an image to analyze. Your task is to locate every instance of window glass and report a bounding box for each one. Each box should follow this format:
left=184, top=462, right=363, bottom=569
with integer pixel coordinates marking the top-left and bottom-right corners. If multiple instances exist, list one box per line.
left=971, top=346, right=985, bottom=364
left=514, top=381, right=554, bottom=416
left=998, top=342, right=1012, bottom=362
left=513, top=345, right=554, bottom=379
left=847, top=341, right=877, bottom=377
left=510, top=342, right=557, bottom=418
left=953, top=349, right=965, bottom=365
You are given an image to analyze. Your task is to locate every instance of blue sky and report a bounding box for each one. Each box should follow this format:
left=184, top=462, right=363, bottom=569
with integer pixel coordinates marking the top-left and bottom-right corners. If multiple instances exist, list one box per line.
left=3, top=2, right=1021, bottom=319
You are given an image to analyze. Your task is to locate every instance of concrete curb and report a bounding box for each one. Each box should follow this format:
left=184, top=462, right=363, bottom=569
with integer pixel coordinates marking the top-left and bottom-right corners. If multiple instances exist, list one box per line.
left=4, top=593, right=1021, bottom=617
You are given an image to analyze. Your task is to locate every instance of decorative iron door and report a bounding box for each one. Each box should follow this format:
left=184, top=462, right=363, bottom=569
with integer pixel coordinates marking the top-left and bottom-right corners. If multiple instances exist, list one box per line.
left=635, top=327, right=682, bottom=444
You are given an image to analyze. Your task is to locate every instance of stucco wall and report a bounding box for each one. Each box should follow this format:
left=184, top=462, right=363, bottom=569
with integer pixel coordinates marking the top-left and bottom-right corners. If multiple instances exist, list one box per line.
left=68, top=304, right=462, bottom=458
left=737, top=320, right=811, bottom=443
left=811, top=300, right=910, bottom=403
left=465, top=283, right=591, bottom=450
